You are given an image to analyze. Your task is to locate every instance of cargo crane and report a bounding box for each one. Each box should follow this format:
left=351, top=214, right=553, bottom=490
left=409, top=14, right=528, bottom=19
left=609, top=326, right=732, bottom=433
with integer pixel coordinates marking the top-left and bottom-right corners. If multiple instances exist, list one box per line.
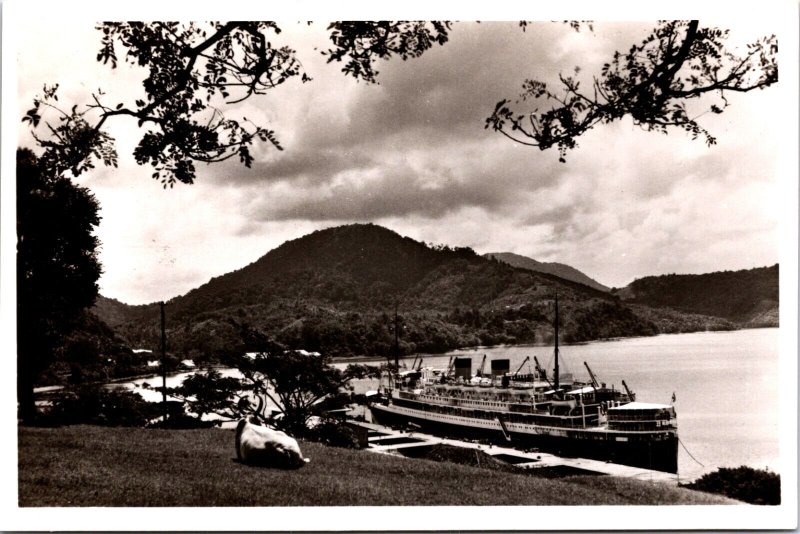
left=513, top=356, right=531, bottom=377
left=443, top=356, right=455, bottom=381
left=533, top=356, right=554, bottom=389
left=583, top=361, right=600, bottom=389
left=621, top=380, right=636, bottom=402
left=477, top=354, right=487, bottom=377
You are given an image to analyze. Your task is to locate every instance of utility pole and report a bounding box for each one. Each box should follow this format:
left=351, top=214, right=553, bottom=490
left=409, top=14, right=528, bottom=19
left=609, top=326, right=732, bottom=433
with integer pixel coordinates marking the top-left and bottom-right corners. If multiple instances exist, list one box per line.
left=554, top=294, right=560, bottom=391
left=160, top=301, right=167, bottom=425
left=394, top=299, right=399, bottom=369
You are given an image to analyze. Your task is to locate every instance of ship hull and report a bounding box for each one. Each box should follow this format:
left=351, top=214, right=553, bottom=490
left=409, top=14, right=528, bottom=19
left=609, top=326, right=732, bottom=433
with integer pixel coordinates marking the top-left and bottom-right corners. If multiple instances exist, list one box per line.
left=370, top=401, right=678, bottom=474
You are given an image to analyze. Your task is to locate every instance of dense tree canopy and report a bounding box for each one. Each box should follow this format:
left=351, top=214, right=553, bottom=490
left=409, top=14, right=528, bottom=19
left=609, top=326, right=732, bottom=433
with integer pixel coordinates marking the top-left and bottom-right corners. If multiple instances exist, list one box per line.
left=168, top=328, right=368, bottom=433
left=17, top=148, right=102, bottom=422
left=22, top=20, right=778, bottom=183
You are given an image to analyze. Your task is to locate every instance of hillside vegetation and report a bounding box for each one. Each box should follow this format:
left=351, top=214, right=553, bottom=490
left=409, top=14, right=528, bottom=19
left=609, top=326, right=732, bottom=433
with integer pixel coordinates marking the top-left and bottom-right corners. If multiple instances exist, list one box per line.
left=91, top=225, right=661, bottom=362
left=615, top=265, right=778, bottom=327
left=18, top=426, right=734, bottom=507
left=484, top=251, right=611, bottom=292
left=87, top=224, right=756, bottom=366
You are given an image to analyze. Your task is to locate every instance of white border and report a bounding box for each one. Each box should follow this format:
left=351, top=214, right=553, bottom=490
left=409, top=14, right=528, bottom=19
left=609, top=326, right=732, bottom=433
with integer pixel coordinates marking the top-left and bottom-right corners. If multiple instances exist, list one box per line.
left=2, top=0, right=797, bottom=531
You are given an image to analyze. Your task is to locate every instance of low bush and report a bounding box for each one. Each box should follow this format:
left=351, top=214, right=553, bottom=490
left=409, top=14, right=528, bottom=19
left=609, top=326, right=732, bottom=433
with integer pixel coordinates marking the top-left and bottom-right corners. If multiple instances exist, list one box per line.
left=303, top=417, right=362, bottom=448
left=40, top=385, right=159, bottom=427
left=148, top=412, right=217, bottom=429
left=681, top=466, right=780, bottom=505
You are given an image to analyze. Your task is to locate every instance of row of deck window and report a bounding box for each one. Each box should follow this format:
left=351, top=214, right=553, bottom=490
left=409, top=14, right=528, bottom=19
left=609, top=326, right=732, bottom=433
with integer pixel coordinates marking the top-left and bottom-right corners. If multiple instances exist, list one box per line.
left=394, top=398, right=604, bottom=429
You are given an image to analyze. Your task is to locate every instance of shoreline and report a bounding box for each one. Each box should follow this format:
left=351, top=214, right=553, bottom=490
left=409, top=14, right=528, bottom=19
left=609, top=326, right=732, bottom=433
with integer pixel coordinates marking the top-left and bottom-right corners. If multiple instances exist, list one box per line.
left=330, top=326, right=778, bottom=365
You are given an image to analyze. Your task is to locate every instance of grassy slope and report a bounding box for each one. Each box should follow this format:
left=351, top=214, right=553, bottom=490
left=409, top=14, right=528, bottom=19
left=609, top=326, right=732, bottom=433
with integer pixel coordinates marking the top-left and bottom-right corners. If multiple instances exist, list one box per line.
left=18, top=426, right=733, bottom=507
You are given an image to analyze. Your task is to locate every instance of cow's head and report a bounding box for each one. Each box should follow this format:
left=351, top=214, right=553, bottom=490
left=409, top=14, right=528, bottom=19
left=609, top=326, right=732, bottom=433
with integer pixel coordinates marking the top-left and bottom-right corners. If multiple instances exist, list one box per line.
left=267, top=439, right=310, bottom=469
left=237, top=417, right=310, bottom=469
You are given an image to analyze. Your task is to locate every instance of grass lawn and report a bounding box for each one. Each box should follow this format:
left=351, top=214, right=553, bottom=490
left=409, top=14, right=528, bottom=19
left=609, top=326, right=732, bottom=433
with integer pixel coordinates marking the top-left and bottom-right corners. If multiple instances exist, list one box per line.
left=18, top=425, right=734, bottom=507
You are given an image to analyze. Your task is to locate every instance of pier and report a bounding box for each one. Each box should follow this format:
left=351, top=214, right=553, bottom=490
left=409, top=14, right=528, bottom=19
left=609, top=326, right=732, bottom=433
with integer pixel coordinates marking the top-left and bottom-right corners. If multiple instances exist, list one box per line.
left=353, top=421, right=681, bottom=486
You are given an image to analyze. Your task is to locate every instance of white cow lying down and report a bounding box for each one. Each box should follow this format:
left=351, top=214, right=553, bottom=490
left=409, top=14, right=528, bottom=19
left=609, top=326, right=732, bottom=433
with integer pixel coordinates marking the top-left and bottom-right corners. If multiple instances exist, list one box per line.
left=235, top=416, right=310, bottom=469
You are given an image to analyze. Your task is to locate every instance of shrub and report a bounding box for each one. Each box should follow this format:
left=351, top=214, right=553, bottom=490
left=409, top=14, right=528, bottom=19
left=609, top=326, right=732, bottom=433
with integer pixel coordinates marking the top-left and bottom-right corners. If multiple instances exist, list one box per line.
left=682, top=466, right=780, bottom=505
left=41, top=385, right=159, bottom=427
left=148, top=410, right=217, bottom=429
left=304, top=418, right=362, bottom=448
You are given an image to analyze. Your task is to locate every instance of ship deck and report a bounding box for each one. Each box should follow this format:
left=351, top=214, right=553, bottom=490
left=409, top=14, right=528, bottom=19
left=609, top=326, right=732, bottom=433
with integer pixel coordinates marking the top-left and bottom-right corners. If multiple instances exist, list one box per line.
left=352, top=420, right=681, bottom=486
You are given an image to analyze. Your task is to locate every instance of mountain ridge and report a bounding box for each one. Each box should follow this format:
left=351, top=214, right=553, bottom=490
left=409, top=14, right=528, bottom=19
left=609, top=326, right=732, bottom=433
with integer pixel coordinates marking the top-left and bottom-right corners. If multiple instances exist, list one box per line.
left=93, top=224, right=763, bottom=362
left=614, top=265, right=778, bottom=327
left=483, top=252, right=611, bottom=292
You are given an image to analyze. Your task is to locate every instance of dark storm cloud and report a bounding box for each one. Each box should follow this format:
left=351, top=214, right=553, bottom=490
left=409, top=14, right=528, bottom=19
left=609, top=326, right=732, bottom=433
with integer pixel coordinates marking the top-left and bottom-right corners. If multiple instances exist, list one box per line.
left=339, top=23, right=547, bottom=142
left=204, top=22, right=575, bottom=189
left=254, top=174, right=501, bottom=221
left=244, top=138, right=563, bottom=222
left=217, top=147, right=375, bottom=187
left=199, top=23, right=594, bottom=225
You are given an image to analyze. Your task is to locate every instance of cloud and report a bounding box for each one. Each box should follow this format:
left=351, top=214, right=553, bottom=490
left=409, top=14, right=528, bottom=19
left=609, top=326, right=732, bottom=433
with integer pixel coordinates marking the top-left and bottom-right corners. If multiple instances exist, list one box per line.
left=13, top=19, right=786, bottom=302
left=237, top=135, right=562, bottom=222
left=204, top=23, right=579, bottom=187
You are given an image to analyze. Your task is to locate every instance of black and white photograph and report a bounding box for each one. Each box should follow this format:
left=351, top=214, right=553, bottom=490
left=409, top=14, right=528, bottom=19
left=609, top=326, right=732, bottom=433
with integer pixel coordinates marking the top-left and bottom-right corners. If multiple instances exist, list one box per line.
left=2, top=1, right=797, bottom=531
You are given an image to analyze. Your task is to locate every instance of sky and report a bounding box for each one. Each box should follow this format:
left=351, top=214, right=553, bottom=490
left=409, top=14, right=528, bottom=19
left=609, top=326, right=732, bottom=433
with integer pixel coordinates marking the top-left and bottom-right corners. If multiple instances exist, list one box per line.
left=11, top=11, right=795, bottom=305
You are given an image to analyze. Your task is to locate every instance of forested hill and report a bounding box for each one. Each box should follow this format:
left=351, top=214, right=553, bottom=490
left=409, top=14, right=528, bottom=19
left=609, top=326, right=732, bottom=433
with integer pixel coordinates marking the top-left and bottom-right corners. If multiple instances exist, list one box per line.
left=484, top=252, right=610, bottom=292
left=95, top=224, right=735, bottom=361
left=614, top=265, right=778, bottom=327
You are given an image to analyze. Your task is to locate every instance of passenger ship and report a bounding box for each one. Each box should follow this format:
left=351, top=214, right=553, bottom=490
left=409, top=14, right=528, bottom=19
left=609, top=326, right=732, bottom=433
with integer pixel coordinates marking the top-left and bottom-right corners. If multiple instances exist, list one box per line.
left=369, top=297, right=679, bottom=473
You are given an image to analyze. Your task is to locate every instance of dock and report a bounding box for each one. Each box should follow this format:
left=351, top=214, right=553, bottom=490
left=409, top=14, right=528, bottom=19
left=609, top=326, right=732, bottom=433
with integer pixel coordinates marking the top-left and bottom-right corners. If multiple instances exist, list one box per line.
left=352, top=421, right=681, bottom=486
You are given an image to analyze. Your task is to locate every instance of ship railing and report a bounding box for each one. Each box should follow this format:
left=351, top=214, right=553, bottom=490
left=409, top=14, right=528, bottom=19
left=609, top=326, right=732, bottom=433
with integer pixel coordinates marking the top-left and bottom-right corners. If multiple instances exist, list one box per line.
left=607, top=413, right=675, bottom=422
left=608, top=420, right=677, bottom=431
left=396, top=397, right=607, bottom=429
left=604, top=428, right=678, bottom=434
left=408, top=391, right=536, bottom=412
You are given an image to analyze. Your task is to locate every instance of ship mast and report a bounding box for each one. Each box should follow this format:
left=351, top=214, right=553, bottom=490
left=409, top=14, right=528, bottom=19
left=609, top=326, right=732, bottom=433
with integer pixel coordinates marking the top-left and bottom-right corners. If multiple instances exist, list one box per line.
left=554, top=294, right=560, bottom=391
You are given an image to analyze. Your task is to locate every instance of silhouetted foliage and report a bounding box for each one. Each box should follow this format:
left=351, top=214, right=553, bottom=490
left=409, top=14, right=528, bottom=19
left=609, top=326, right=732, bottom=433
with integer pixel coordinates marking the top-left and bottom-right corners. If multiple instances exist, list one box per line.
left=44, top=310, right=144, bottom=385
left=23, top=22, right=451, bottom=186
left=486, top=21, right=778, bottom=161
left=324, top=21, right=451, bottom=82
left=17, top=148, right=102, bottom=423
left=40, top=385, right=158, bottom=427
left=682, top=466, right=780, bottom=505
left=24, top=21, right=777, bottom=183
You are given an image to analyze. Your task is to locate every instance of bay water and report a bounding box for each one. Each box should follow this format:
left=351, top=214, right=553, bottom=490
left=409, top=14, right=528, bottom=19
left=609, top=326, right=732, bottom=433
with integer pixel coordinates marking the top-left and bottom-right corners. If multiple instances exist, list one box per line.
left=120, top=328, right=781, bottom=479
left=405, top=328, right=781, bottom=480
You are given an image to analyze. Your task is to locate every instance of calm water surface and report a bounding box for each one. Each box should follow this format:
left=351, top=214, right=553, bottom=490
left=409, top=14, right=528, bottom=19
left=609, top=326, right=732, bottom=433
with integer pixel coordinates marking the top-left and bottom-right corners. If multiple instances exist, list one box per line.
left=121, top=328, right=780, bottom=479
left=409, top=328, right=780, bottom=479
